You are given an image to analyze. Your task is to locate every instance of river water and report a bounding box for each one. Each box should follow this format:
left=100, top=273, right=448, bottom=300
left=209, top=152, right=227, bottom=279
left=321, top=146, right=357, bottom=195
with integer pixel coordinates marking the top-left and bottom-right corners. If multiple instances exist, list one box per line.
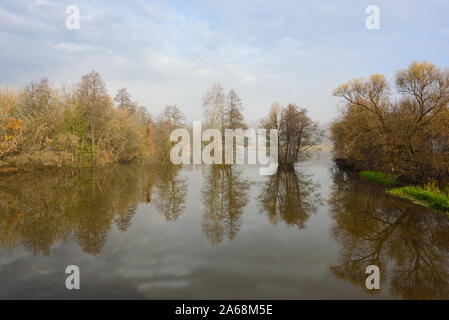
left=0, top=151, right=448, bottom=299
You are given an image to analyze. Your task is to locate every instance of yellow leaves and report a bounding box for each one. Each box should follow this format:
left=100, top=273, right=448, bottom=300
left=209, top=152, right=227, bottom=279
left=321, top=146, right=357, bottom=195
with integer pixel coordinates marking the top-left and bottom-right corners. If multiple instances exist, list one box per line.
left=333, top=61, right=449, bottom=184
left=369, top=73, right=386, bottom=83
left=5, top=117, right=23, bottom=132
left=396, top=61, right=442, bottom=91
left=408, top=60, right=435, bottom=75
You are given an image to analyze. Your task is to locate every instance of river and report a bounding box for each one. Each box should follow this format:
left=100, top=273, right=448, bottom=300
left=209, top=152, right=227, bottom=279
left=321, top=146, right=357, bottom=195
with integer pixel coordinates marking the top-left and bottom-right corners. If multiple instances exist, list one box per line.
left=0, top=151, right=448, bottom=299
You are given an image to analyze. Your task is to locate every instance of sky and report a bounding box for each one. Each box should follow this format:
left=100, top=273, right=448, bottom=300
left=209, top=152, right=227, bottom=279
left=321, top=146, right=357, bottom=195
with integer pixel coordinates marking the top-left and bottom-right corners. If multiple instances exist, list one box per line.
left=1, top=0, right=448, bottom=124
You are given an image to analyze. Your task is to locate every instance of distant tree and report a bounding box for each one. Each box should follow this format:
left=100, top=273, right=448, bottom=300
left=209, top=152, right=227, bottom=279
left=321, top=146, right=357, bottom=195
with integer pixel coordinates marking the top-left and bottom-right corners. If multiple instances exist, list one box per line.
left=136, top=106, right=152, bottom=126
left=260, top=102, right=281, bottom=157
left=114, top=87, right=137, bottom=114
left=261, top=102, right=281, bottom=131
left=163, top=105, right=185, bottom=128
left=202, top=82, right=225, bottom=132
left=224, top=89, right=247, bottom=130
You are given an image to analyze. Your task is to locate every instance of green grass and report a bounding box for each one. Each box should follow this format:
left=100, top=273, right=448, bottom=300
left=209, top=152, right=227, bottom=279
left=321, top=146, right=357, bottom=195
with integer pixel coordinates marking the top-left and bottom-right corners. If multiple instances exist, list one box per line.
left=359, top=170, right=449, bottom=214
left=360, top=170, right=401, bottom=186
left=387, top=182, right=449, bottom=213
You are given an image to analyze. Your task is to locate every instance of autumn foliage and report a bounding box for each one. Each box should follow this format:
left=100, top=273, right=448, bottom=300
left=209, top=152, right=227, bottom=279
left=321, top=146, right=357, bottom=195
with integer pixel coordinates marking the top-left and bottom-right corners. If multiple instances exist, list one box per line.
left=331, top=61, right=449, bottom=185
left=0, top=72, right=155, bottom=169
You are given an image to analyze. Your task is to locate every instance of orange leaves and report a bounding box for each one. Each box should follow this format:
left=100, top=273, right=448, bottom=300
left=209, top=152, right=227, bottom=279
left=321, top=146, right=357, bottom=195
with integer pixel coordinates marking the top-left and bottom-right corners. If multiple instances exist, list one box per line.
left=5, top=117, right=23, bottom=132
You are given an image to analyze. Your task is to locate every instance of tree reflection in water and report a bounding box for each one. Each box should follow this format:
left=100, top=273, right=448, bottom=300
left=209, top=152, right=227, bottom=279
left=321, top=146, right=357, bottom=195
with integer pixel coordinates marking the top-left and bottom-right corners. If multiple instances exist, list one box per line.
left=153, top=163, right=188, bottom=222
left=329, top=168, right=449, bottom=299
left=201, top=165, right=250, bottom=246
left=0, top=163, right=187, bottom=256
left=258, top=167, right=322, bottom=229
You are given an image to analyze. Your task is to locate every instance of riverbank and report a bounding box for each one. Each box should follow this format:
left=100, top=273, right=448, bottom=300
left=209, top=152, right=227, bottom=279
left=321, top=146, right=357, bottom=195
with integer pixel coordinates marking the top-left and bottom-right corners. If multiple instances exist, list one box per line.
left=359, top=170, right=402, bottom=186
left=359, top=170, right=449, bottom=214
left=387, top=184, right=449, bottom=213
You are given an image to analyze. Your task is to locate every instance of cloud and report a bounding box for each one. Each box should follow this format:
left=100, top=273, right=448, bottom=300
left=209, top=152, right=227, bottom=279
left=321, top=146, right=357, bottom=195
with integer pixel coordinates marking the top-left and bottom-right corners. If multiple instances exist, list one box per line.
left=51, top=42, right=104, bottom=52
left=0, top=7, right=57, bottom=33
left=0, top=0, right=448, bottom=123
left=35, top=0, right=53, bottom=6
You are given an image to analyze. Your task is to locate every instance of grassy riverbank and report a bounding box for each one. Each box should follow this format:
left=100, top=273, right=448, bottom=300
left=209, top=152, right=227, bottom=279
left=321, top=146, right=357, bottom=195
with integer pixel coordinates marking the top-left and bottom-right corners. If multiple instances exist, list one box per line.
left=360, top=170, right=449, bottom=214
left=360, top=170, right=402, bottom=186
left=387, top=183, right=449, bottom=213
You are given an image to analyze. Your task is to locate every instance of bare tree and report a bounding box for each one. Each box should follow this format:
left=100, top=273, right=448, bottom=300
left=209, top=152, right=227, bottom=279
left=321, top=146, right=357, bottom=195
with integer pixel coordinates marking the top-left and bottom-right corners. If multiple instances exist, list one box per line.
left=262, top=103, right=323, bottom=165
left=331, top=61, right=449, bottom=184
left=114, top=87, right=137, bottom=114
left=163, top=105, right=185, bottom=128
left=202, top=82, right=225, bottom=132
left=224, top=89, right=247, bottom=130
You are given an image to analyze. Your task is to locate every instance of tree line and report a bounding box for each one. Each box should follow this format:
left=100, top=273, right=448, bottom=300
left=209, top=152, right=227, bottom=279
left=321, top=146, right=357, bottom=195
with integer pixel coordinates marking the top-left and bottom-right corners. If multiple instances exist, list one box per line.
left=0, top=72, right=322, bottom=170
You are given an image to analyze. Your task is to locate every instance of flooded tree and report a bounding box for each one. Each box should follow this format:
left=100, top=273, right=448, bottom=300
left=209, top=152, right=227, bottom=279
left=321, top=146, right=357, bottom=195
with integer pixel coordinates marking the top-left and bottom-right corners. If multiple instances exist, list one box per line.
left=261, top=103, right=323, bottom=166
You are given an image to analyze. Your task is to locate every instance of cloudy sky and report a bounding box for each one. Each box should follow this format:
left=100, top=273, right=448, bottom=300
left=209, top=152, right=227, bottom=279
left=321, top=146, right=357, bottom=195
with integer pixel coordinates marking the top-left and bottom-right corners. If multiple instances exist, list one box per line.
left=1, top=0, right=448, bottom=123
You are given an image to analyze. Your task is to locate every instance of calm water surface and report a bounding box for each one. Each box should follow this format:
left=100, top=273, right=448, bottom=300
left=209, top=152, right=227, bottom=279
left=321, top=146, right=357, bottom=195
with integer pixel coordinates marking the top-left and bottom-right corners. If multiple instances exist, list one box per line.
left=0, top=151, right=448, bottom=299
